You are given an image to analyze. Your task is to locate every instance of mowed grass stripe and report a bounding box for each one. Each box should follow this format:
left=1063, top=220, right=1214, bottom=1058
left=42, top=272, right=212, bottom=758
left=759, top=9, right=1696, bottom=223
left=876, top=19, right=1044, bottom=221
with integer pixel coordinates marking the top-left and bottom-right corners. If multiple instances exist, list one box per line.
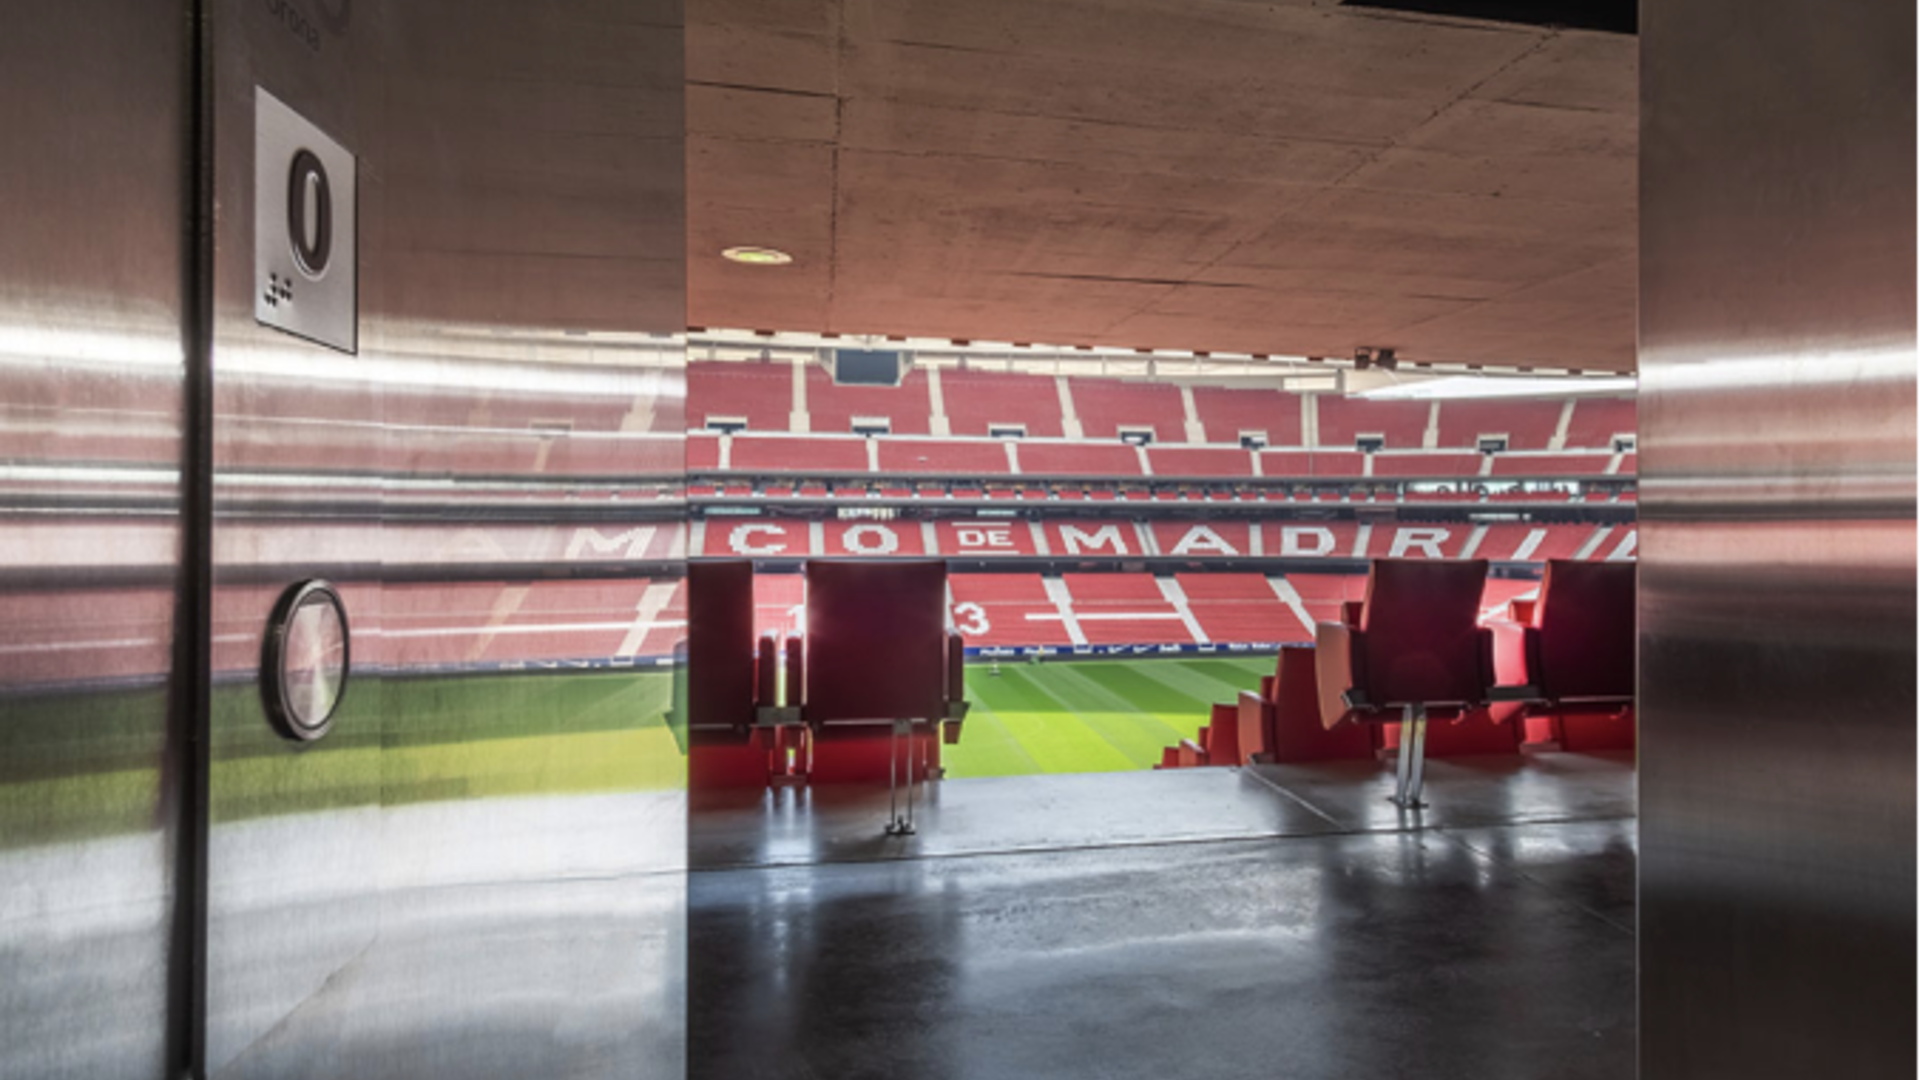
left=1040, top=665, right=1203, bottom=749
left=960, top=665, right=1138, bottom=774
left=1126, top=656, right=1271, bottom=706
left=943, top=692, right=1044, bottom=777
left=943, top=656, right=1287, bottom=778
left=1181, top=657, right=1282, bottom=690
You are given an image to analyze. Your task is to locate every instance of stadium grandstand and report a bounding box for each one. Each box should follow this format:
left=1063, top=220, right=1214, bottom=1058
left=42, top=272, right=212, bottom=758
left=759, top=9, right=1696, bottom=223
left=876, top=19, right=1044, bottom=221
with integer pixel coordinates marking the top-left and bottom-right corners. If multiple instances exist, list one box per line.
left=681, top=335, right=1638, bottom=788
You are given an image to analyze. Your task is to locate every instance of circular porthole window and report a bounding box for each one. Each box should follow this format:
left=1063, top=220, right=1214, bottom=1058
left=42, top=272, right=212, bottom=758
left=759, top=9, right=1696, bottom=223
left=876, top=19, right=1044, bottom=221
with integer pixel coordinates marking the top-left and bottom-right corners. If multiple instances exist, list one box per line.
left=262, top=579, right=350, bottom=742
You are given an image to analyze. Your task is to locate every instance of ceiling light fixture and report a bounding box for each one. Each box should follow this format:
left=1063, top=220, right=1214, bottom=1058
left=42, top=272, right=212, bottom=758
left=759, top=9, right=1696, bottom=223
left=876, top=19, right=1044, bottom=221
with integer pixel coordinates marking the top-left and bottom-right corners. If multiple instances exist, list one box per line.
left=722, top=246, right=793, bottom=266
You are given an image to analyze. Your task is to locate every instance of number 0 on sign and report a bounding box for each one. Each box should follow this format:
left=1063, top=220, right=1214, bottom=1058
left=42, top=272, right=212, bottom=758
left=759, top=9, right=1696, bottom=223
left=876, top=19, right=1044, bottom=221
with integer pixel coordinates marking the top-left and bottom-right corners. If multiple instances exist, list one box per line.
left=254, top=87, right=357, bottom=352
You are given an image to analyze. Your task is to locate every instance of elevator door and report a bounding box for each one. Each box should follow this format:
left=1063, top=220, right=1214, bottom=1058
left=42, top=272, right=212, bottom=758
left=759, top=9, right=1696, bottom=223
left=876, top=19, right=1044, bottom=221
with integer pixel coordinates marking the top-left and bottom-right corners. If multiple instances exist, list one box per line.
left=198, top=3, right=689, bottom=1077
left=0, top=6, right=193, bottom=1078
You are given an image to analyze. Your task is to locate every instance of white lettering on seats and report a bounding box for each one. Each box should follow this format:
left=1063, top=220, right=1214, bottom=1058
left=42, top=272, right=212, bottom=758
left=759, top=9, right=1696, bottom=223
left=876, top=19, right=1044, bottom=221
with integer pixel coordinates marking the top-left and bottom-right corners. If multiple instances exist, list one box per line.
left=1170, top=525, right=1239, bottom=556
left=565, top=526, right=657, bottom=560
left=1277, top=526, right=1334, bottom=557
left=952, top=602, right=990, bottom=636
left=1388, top=527, right=1450, bottom=558
left=727, top=522, right=788, bottom=556
left=952, top=523, right=1017, bottom=551
left=841, top=523, right=901, bottom=555
left=1057, top=523, right=1129, bottom=556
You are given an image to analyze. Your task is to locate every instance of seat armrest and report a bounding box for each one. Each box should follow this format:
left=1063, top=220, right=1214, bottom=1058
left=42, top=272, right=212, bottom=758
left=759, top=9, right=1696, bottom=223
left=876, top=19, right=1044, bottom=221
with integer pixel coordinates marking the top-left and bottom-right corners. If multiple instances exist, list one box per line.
left=1314, top=621, right=1365, bottom=730
left=755, top=635, right=778, bottom=709
left=1475, top=626, right=1497, bottom=704
left=1237, top=689, right=1277, bottom=762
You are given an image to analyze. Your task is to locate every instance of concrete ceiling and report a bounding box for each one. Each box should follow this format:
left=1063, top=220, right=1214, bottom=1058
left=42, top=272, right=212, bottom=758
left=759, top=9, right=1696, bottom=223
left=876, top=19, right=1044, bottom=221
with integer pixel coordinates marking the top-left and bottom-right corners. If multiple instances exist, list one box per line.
left=686, top=0, right=1637, bottom=373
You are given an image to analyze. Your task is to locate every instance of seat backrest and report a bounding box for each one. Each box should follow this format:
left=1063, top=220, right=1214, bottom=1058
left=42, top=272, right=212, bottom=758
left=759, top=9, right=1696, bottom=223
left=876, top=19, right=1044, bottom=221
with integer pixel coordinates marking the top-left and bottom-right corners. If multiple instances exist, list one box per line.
left=1358, top=558, right=1489, bottom=707
left=804, top=559, right=949, bottom=722
left=687, top=560, right=758, bottom=729
left=1534, top=559, right=1635, bottom=701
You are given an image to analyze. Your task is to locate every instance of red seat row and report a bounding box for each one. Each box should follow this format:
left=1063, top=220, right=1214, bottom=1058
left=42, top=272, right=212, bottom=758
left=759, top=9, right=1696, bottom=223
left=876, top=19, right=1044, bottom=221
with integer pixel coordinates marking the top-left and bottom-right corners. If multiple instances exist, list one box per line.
left=1159, top=559, right=1636, bottom=805
left=686, top=560, right=968, bottom=806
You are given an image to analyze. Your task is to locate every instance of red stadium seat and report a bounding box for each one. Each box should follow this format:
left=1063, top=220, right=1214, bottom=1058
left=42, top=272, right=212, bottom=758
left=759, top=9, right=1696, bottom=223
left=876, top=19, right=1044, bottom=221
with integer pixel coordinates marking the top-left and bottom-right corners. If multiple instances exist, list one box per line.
left=941, top=370, right=1067, bottom=437
left=1067, top=378, right=1188, bottom=441
left=802, top=560, right=953, bottom=831
left=1496, top=560, right=1637, bottom=751
left=1434, top=399, right=1563, bottom=451
left=1314, top=395, right=1430, bottom=450
left=1562, top=396, right=1636, bottom=450
left=1191, top=385, right=1302, bottom=447
left=1237, top=646, right=1378, bottom=765
left=686, top=560, right=773, bottom=790
left=1204, top=702, right=1242, bottom=766
left=1315, top=559, right=1498, bottom=806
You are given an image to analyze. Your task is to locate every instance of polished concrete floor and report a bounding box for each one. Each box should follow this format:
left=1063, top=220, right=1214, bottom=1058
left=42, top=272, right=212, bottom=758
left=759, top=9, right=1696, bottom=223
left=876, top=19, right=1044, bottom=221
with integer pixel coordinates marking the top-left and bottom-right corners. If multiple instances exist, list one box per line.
left=689, top=752, right=1636, bottom=1080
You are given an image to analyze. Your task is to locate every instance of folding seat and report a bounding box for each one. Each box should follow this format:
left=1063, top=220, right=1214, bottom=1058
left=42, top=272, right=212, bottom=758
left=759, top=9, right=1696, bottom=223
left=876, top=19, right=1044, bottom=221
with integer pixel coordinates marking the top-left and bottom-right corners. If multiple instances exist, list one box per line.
left=797, top=560, right=967, bottom=833
left=1176, top=738, right=1205, bottom=767
left=685, top=560, right=777, bottom=789
left=1236, top=646, right=1377, bottom=764
left=1203, top=702, right=1241, bottom=766
left=1493, top=560, right=1636, bottom=751
left=1315, top=559, right=1497, bottom=806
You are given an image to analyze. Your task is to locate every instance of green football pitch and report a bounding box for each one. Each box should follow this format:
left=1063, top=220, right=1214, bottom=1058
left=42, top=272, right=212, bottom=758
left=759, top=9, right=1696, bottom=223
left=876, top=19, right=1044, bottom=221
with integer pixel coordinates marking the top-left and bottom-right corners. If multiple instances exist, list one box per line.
left=944, top=654, right=1276, bottom=778
left=4, top=655, right=1274, bottom=847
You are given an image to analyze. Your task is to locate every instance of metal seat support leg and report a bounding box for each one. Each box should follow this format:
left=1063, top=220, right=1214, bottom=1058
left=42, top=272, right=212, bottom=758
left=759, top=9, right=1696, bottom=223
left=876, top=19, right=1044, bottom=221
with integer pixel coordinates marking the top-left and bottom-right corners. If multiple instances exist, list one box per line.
left=885, top=718, right=917, bottom=836
left=1391, top=703, right=1430, bottom=809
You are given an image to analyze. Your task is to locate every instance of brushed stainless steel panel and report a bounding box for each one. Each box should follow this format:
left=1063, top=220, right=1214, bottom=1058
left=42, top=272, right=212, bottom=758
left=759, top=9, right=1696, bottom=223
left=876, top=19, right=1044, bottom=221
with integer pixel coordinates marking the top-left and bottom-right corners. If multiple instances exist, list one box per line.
left=0, top=5, right=191, bottom=1079
left=204, top=1, right=687, bottom=1076
left=1640, top=1, right=1916, bottom=1076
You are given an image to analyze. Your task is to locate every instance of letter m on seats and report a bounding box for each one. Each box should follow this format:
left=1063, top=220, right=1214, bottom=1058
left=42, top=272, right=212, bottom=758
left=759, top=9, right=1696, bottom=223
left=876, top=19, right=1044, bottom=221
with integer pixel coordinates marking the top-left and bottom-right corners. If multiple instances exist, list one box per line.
left=565, top=526, right=656, bottom=560
left=1058, top=524, right=1128, bottom=556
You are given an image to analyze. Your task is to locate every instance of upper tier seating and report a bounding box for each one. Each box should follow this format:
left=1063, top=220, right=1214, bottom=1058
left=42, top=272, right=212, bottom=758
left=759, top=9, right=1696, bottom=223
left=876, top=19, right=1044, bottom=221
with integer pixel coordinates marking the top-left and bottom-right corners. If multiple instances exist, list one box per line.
left=730, top=435, right=869, bottom=473
left=1018, top=441, right=1144, bottom=477
left=940, top=369, right=1066, bottom=437
left=1490, top=453, right=1611, bottom=476
left=1191, top=386, right=1302, bottom=447
left=1314, top=396, right=1431, bottom=450
left=1148, top=446, right=1256, bottom=477
left=1067, top=378, right=1188, bottom=441
left=805, top=365, right=933, bottom=436
left=688, top=434, right=723, bottom=471
left=1370, top=453, right=1483, bottom=478
left=1434, top=399, right=1563, bottom=450
left=1260, top=450, right=1365, bottom=477
left=689, top=361, right=792, bottom=432
left=1563, top=396, right=1637, bottom=449
left=878, top=439, right=1012, bottom=475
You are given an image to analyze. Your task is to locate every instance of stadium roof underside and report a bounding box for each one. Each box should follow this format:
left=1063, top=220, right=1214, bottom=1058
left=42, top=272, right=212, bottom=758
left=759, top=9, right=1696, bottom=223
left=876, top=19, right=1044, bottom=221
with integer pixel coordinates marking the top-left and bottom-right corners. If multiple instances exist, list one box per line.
left=687, top=0, right=1637, bottom=374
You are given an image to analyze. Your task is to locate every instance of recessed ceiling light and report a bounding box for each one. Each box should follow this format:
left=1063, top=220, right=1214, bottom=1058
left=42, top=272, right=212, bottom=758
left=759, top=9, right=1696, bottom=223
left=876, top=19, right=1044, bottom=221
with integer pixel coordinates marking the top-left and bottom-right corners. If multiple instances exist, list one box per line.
left=722, top=246, right=793, bottom=266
